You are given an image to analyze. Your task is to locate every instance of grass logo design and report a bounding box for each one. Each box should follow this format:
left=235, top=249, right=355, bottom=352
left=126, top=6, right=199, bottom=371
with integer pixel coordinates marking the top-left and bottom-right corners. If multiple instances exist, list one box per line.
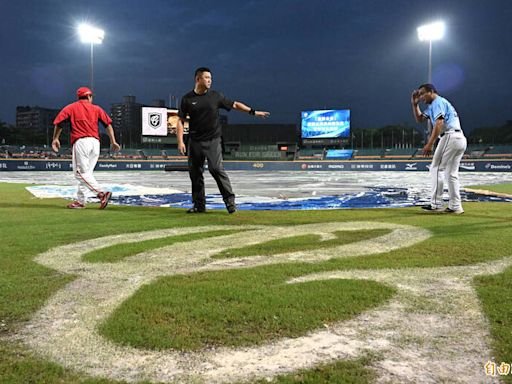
left=12, top=221, right=511, bottom=383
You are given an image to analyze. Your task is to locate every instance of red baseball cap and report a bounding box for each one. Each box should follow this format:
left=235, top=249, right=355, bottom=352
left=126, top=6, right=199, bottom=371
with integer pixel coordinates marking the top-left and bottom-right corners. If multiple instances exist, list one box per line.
left=76, top=87, right=93, bottom=98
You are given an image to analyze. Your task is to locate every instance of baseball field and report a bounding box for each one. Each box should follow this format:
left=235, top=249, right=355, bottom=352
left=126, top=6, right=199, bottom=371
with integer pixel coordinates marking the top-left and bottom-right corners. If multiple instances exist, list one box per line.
left=1, top=182, right=511, bottom=383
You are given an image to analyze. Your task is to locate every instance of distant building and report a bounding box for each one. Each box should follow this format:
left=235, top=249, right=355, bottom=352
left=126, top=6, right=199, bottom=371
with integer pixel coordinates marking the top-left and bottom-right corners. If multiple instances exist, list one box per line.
left=111, top=96, right=170, bottom=148
left=110, top=96, right=144, bottom=148
left=16, top=106, right=59, bottom=146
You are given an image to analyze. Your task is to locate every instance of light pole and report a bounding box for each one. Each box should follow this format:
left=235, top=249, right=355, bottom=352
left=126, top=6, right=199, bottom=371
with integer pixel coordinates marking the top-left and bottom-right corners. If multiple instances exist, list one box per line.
left=417, top=21, right=445, bottom=83
left=417, top=21, right=444, bottom=140
left=169, top=94, right=178, bottom=109
left=78, top=24, right=105, bottom=92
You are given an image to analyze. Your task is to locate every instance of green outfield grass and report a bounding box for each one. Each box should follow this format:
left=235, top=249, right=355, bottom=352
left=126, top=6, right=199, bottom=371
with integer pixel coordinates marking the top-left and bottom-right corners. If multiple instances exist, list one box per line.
left=1, top=182, right=511, bottom=383
left=474, top=270, right=512, bottom=382
left=101, top=266, right=395, bottom=351
left=246, top=356, right=378, bottom=384
left=466, top=183, right=512, bottom=194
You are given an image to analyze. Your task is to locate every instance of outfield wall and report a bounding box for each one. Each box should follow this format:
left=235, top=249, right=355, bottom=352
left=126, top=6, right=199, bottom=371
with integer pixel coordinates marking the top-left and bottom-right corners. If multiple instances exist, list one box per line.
left=0, top=158, right=511, bottom=172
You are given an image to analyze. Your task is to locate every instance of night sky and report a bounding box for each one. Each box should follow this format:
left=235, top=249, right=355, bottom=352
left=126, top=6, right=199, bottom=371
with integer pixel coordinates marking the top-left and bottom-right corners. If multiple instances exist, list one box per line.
left=1, top=0, right=511, bottom=131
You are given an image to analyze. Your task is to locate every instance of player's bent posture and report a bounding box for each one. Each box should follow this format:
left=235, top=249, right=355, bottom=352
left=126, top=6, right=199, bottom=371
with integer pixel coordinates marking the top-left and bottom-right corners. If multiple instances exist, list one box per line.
left=176, top=67, right=270, bottom=214
left=52, top=87, right=120, bottom=209
left=411, top=83, right=467, bottom=214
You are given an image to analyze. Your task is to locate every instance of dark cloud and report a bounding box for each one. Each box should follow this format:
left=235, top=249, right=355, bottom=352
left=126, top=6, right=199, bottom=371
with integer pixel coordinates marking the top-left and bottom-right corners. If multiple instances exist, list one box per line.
left=0, top=0, right=511, bottom=130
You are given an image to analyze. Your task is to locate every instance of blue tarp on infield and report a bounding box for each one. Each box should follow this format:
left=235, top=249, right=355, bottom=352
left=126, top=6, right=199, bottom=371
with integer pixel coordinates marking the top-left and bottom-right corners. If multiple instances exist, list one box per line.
left=25, top=180, right=512, bottom=211
left=108, top=188, right=511, bottom=210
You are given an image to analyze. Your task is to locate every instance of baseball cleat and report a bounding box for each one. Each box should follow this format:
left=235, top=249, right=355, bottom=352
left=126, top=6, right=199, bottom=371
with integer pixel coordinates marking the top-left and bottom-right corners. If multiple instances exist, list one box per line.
left=98, top=191, right=112, bottom=210
left=444, top=208, right=464, bottom=215
left=225, top=197, right=236, bottom=214
left=67, top=201, right=85, bottom=209
left=226, top=204, right=237, bottom=214
left=186, top=207, right=206, bottom=213
left=421, top=205, right=444, bottom=212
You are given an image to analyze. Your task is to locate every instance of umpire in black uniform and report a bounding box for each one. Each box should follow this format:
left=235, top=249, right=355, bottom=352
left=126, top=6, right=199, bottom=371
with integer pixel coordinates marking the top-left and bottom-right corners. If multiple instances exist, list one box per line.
left=177, top=67, right=270, bottom=214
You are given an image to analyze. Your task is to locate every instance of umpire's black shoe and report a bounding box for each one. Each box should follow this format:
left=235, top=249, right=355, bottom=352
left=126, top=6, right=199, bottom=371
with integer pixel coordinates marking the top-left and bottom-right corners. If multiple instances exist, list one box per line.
left=226, top=204, right=237, bottom=214
left=225, top=197, right=237, bottom=214
left=186, top=207, right=205, bottom=214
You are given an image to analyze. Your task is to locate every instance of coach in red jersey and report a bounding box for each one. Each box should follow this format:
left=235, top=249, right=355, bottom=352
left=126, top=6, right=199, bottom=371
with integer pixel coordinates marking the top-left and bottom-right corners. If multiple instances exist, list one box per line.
left=52, top=87, right=120, bottom=209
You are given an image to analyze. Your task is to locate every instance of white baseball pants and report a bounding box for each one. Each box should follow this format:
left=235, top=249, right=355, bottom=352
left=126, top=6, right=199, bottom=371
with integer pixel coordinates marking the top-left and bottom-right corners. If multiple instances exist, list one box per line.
left=72, top=137, right=103, bottom=204
left=429, top=131, right=467, bottom=210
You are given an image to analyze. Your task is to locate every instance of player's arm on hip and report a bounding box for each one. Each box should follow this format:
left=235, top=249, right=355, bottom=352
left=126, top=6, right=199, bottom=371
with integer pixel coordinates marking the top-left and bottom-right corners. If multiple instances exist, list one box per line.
left=422, top=118, right=444, bottom=156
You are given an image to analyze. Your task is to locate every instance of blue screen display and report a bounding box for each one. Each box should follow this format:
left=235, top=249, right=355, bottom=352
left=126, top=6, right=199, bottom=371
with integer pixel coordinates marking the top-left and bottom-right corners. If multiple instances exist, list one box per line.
left=301, top=109, right=350, bottom=139
left=325, top=149, right=353, bottom=159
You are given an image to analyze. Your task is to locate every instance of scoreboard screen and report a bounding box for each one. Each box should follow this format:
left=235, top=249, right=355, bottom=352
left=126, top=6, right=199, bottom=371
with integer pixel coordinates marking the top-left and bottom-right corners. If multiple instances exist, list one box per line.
left=301, top=109, right=350, bottom=140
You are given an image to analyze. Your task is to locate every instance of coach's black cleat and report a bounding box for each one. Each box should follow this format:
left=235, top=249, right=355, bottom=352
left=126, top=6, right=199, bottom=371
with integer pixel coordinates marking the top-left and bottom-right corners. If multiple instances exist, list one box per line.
left=186, top=207, right=205, bottom=214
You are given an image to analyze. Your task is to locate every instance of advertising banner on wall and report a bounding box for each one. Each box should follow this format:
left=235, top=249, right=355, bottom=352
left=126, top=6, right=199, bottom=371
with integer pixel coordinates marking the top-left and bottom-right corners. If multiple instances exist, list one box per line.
left=142, top=108, right=189, bottom=137
left=142, top=107, right=168, bottom=136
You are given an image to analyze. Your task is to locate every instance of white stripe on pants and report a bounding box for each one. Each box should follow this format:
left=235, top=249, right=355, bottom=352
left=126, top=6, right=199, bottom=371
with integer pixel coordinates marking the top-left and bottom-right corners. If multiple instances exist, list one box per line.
left=429, top=131, right=467, bottom=210
left=72, top=137, right=102, bottom=204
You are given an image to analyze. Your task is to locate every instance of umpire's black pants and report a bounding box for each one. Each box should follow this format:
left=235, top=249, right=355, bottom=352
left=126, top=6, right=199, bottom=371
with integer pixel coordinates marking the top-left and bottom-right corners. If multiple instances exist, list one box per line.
left=188, top=137, right=234, bottom=209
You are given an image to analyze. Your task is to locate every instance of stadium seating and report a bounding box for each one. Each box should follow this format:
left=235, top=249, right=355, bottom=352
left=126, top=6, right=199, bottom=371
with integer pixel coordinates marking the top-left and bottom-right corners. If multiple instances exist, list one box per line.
left=296, top=148, right=324, bottom=160
left=3, top=143, right=511, bottom=161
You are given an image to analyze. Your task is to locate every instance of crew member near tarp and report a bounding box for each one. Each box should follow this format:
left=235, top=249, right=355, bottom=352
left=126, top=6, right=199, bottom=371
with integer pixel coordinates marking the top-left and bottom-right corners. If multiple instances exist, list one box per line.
left=176, top=67, right=270, bottom=214
left=52, top=87, right=120, bottom=209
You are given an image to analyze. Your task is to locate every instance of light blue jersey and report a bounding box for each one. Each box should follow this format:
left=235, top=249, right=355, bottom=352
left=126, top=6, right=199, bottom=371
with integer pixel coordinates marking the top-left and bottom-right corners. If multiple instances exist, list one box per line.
left=422, top=96, right=462, bottom=134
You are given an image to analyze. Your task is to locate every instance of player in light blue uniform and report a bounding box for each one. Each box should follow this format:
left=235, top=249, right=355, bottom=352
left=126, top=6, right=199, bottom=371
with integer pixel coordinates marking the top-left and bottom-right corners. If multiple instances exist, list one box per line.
left=411, top=83, right=467, bottom=214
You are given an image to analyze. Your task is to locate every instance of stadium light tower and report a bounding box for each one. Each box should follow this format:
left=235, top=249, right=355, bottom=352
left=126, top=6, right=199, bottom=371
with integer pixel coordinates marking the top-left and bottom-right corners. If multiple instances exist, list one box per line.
left=417, top=21, right=445, bottom=83
left=78, top=23, right=105, bottom=92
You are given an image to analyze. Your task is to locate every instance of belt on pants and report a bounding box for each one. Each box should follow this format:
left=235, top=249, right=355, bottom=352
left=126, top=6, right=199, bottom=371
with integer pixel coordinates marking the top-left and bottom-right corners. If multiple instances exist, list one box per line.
left=440, top=129, right=461, bottom=137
